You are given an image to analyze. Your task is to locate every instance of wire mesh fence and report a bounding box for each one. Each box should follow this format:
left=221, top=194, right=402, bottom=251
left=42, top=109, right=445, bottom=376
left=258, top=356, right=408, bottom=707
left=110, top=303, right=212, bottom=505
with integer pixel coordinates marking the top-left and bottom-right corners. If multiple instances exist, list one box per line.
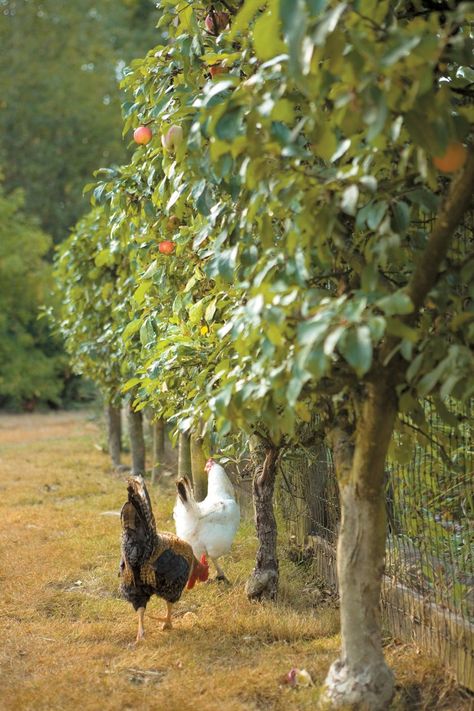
left=278, top=399, right=474, bottom=690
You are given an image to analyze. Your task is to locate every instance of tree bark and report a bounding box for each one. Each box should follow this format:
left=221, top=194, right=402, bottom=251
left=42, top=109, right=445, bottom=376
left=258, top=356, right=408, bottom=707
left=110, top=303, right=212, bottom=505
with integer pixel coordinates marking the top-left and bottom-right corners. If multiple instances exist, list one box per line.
left=105, top=402, right=122, bottom=469
left=178, top=432, right=191, bottom=478
left=323, top=381, right=397, bottom=710
left=151, top=417, right=165, bottom=486
left=190, top=432, right=207, bottom=502
left=128, top=404, right=146, bottom=476
left=245, top=435, right=280, bottom=601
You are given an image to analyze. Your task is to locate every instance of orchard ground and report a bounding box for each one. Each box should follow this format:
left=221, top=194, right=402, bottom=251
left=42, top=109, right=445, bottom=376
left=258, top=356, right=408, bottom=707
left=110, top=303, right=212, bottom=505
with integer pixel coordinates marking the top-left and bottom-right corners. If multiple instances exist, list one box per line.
left=0, top=411, right=471, bottom=711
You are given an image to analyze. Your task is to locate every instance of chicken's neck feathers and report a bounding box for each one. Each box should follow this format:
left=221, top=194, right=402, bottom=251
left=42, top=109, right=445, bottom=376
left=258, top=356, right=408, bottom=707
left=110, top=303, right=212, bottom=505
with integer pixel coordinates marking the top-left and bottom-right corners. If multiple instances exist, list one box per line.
left=205, top=464, right=235, bottom=501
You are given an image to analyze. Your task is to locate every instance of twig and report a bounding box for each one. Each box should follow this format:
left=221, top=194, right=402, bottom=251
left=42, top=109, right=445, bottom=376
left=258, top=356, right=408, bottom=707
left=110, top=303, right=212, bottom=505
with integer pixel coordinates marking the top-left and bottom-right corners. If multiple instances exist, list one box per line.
left=399, top=419, right=453, bottom=467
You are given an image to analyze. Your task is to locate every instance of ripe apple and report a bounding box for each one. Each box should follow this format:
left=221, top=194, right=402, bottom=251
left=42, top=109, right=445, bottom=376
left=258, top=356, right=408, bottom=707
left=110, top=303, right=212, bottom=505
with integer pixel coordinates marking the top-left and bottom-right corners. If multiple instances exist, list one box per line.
left=166, top=215, right=181, bottom=231
left=133, top=126, right=152, bottom=145
left=204, top=11, right=229, bottom=35
left=158, top=240, right=175, bottom=255
left=210, top=63, right=227, bottom=78
left=433, top=142, right=467, bottom=173
left=161, top=125, right=184, bottom=152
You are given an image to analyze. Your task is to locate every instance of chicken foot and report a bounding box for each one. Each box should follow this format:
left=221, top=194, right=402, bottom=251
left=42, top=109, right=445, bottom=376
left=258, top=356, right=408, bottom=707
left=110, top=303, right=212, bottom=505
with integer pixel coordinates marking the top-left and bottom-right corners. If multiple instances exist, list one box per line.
left=149, top=601, right=173, bottom=630
left=211, top=557, right=229, bottom=583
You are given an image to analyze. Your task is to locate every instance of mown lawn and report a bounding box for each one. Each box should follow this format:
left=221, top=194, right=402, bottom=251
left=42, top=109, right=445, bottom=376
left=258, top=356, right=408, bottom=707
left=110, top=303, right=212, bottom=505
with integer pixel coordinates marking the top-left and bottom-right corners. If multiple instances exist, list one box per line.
left=0, top=411, right=470, bottom=711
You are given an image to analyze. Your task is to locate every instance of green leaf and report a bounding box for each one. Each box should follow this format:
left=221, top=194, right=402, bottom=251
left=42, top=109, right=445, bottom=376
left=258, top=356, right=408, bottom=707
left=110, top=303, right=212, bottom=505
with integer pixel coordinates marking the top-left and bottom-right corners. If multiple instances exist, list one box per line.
left=340, top=326, right=373, bottom=376
left=140, top=318, right=155, bottom=346
left=254, top=9, right=286, bottom=61
left=122, top=377, right=142, bottom=393
left=205, top=298, right=217, bottom=323
left=377, top=291, right=414, bottom=316
left=122, top=319, right=142, bottom=341
left=341, top=185, right=359, bottom=216
left=215, top=108, right=244, bottom=141
left=367, top=201, right=387, bottom=230
left=391, top=201, right=411, bottom=235
left=229, top=0, right=263, bottom=39
left=133, top=280, right=152, bottom=305
left=297, top=319, right=328, bottom=346
left=189, top=299, right=205, bottom=325
left=94, top=249, right=113, bottom=268
left=324, top=325, right=345, bottom=355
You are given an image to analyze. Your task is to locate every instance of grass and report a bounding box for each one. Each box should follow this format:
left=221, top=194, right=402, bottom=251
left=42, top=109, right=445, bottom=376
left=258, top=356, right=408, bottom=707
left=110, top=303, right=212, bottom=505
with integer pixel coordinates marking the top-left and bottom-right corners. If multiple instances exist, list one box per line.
left=0, top=411, right=471, bottom=711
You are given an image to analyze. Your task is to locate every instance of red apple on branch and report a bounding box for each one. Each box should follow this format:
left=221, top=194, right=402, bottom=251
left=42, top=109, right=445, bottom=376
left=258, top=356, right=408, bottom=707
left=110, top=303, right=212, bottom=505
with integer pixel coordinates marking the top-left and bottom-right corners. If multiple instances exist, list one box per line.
left=210, top=63, right=227, bottom=78
left=161, top=125, right=184, bottom=152
left=133, top=126, right=152, bottom=145
left=204, top=11, right=229, bottom=35
left=158, top=240, right=175, bottom=255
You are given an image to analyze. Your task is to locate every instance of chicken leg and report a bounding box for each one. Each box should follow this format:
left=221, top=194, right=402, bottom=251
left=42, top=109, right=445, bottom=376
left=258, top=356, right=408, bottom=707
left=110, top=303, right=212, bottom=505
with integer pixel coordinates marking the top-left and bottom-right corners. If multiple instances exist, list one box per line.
left=211, top=557, right=229, bottom=582
left=136, top=606, right=146, bottom=642
left=154, top=601, right=173, bottom=630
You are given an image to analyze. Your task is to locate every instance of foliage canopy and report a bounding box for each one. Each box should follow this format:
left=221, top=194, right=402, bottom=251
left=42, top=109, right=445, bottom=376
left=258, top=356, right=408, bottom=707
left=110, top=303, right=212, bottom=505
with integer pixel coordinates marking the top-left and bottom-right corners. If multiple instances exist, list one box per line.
left=0, top=181, right=64, bottom=408
left=64, top=0, right=473, bottom=447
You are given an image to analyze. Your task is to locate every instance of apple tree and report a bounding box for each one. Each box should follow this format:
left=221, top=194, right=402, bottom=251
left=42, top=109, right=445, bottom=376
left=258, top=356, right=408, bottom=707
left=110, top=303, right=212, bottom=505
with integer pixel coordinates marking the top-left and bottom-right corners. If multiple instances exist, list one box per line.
left=54, top=201, right=149, bottom=472
left=90, top=1, right=473, bottom=707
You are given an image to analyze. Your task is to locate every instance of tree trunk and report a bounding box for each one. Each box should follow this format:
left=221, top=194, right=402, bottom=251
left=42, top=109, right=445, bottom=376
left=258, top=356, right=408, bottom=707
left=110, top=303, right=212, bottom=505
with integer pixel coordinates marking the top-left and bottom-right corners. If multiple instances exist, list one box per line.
left=190, top=433, right=207, bottom=501
left=323, top=381, right=397, bottom=710
left=178, top=432, right=191, bottom=478
left=105, top=402, right=122, bottom=468
left=128, top=405, right=146, bottom=476
left=245, top=435, right=279, bottom=601
left=151, top=417, right=165, bottom=486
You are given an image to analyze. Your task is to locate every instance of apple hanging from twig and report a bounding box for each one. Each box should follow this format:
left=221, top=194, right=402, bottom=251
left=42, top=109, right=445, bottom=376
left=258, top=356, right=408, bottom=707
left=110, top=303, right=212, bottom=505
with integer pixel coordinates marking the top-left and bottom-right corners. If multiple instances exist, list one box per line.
left=133, top=126, right=152, bottom=145
left=210, top=63, right=227, bottom=78
left=158, top=240, right=175, bottom=255
left=433, top=142, right=467, bottom=173
left=161, top=125, right=184, bottom=153
left=204, top=10, right=229, bottom=35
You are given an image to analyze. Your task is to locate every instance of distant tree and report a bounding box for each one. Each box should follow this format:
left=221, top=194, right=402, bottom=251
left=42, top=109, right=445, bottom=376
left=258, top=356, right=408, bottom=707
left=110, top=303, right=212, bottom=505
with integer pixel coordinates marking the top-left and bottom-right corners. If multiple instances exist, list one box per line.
left=0, top=180, right=63, bottom=408
left=0, top=0, right=161, bottom=241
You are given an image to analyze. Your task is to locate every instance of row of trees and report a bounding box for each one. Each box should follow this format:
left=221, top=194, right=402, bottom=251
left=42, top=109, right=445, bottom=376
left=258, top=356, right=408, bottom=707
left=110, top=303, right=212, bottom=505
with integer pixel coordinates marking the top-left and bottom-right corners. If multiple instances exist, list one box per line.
left=54, top=2, right=474, bottom=708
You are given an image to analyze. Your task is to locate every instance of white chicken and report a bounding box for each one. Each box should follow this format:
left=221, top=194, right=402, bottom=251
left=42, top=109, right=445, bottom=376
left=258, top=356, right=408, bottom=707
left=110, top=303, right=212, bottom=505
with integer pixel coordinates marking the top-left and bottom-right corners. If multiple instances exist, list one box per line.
left=173, top=458, right=240, bottom=581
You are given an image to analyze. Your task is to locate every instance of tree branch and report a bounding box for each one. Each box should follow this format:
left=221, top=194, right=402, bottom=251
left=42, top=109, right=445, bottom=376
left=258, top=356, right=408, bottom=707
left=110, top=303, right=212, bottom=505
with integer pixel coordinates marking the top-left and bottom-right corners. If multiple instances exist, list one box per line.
left=406, top=148, right=474, bottom=313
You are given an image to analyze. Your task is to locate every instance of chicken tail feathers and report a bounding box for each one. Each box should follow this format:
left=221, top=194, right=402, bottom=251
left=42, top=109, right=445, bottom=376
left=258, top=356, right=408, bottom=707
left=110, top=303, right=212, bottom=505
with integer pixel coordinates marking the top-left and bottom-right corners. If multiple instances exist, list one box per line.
left=176, top=476, right=197, bottom=507
left=126, top=475, right=157, bottom=536
left=120, top=475, right=157, bottom=566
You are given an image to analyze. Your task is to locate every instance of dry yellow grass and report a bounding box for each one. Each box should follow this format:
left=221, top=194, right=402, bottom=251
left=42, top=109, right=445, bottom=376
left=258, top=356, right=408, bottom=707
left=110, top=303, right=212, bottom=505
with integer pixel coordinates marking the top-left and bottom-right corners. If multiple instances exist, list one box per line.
left=0, top=411, right=471, bottom=711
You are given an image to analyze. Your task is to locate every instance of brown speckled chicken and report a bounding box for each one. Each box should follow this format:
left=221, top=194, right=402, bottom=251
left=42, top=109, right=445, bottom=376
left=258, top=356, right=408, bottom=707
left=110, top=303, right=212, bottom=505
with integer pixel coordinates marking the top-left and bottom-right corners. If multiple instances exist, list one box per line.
left=119, top=475, right=209, bottom=642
